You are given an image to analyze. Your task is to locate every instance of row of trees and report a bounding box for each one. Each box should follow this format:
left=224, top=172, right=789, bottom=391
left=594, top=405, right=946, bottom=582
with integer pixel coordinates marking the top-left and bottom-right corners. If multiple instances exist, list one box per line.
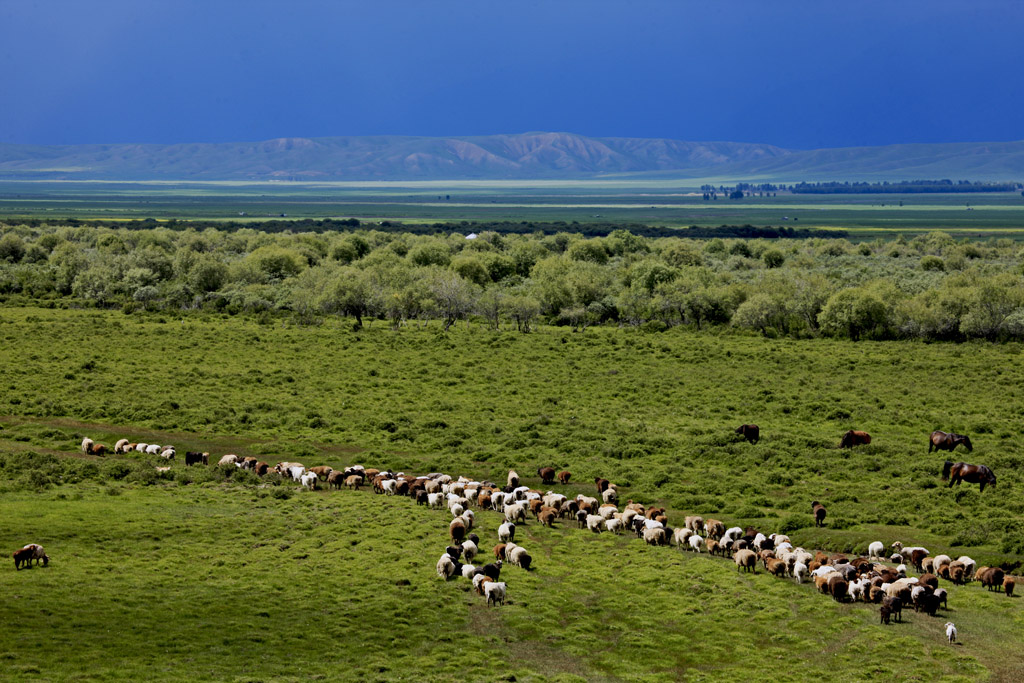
left=1, top=223, right=1023, bottom=341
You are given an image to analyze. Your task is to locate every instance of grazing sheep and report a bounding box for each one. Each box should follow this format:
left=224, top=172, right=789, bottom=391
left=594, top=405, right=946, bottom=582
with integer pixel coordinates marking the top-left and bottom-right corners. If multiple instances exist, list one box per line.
left=882, top=596, right=903, bottom=622
left=706, top=539, right=721, bottom=557
left=867, top=541, right=885, bottom=560
left=218, top=454, right=240, bottom=467
left=704, top=519, right=725, bottom=540
left=880, top=604, right=892, bottom=625
left=450, top=503, right=465, bottom=518
left=734, top=549, right=756, bottom=573
left=934, top=588, right=948, bottom=609
left=493, top=543, right=507, bottom=561
left=643, top=527, right=666, bottom=546
left=381, top=479, right=398, bottom=495
left=449, top=518, right=467, bottom=544
left=473, top=574, right=492, bottom=595
left=114, top=439, right=130, bottom=454
left=765, top=558, right=787, bottom=578
left=684, top=516, right=704, bottom=534
left=504, top=503, right=526, bottom=524
left=462, top=540, right=478, bottom=564
left=811, top=501, right=827, bottom=527
left=145, top=444, right=162, bottom=455
left=436, top=554, right=460, bottom=580
left=300, top=472, right=318, bottom=490
left=81, top=437, right=94, bottom=454
left=427, top=492, right=444, bottom=508
left=155, top=466, right=170, bottom=473
left=735, top=423, right=760, bottom=444
left=507, top=470, right=520, bottom=489
left=955, top=556, right=976, bottom=579
left=135, top=443, right=149, bottom=453
left=539, top=509, right=557, bottom=527
left=508, top=545, right=532, bottom=570
left=594, top=477, right=610, bottom=494
left=12, top=544, right=48, bottom=569
left=485, top=581, right=507, bottom=606
left=688, top=534, right=705, bottom=553
left=793, top=562, right=808, bottom=584
left=602, top=488, right=618, bottom=504
left=343, top=474, right=362, bottom=490
left=605, top=518, right=623, bottom=534
left=537, top=467, right=556, bottom=485
left=309, top=466, right=333, bottom=481
left=498, top=522, right=516, bottom=542
left=160, top=448, right=175, bottom=460
left=586, top=514, right=605, bottom=533
left=557, top=470, right=571, bottom=485
left=673, top=528, right=693, bottom=547
left=1004, top=576, right=1015, bottom=597
left=980, top=567, right=1005, bottom=591
left=461, top=564, right=478, bottom=580
left=828, top=575, right=849, bottom=602
left=945, top=622, right=957, bottom=644
left=482, top=560, right=502, bottom=581
left=949, top=564, right=965, bottom=585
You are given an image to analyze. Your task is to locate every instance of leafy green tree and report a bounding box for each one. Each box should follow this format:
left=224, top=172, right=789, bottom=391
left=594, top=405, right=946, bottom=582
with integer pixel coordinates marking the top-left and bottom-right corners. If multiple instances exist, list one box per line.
left=0, top=233, right=26, bottom=263
left=450, top=254, right=490, bottom=287
left=762, top=249, right=785, bottom=268
left=428, top=271, right=478, bottom=331
left=566, top=238, right=609, bottom=264
left=504, top=293, right=541, bottom=332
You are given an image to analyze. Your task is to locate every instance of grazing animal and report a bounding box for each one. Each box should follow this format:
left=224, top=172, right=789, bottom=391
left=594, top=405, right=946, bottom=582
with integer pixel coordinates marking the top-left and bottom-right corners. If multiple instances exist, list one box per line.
left=812, top=501, right=827, bottom=527
left=253, top=460, right=268, bottom=476
left=735, top=424, right=760, bottom=444
left=327, top=471, right=345, bottom=489
left=942, top=461, right=996, bottom=492
left=309, top=466, right=333, bottom=480
left=929, top=431, right=973, bottom=453
left=537, top=467, right=556, bottom=484
left=482, top=560, right=502, bottom=581
left=1004, top=576, right=1015, bottom=597
left=734, top=549, right=756, bottom=573
left=507, top=470, right=520, bottom=489
left=159, top=447, right=175, bottom=460
left=81, top=437, right=94, bottom=454
left=300, top=472, right=318, bottom=490
left=184, top=451, right=209, bottom=466
left=345, top=475, right=362, bottom=490
left=828, top=575, right=849, bottom=602
left=867, top=541, right=885, bottom=560
left=485, top=581, right=507, bottom=606
left=13, top=543, right=48, bottom=569
left=114, top=439, right=130, bottom=454
left=557, top=470, right=571, bottom=485
left=883, top=596, right=903, bottom=622
left=979, top=567, right=1005, bottom=591
left=705, top=519, right=725, bottom=540
left=945, top=622, right=957, bottom=644
left=218, top=454, right=240, bottom=467
left=839, top=430, right=871, bottom=448
left=449, top=518, right=467, bottom=543
left=145, top=444, right=162, bottom=455
left=498, top=522, right=516, bottom=543
left=594, top=477, right=610, bottom=494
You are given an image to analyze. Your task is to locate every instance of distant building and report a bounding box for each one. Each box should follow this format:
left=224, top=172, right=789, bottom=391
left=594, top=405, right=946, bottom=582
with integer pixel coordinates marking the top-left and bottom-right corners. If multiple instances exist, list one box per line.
left=466, top=233, right=478, bottom=240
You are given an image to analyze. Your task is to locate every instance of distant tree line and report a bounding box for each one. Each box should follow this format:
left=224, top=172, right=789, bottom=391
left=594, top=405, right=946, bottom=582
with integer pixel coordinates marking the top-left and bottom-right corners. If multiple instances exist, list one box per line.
left=1, top=222, right=1023, bottom=342
left=790, top=180, right=1022, bottom=194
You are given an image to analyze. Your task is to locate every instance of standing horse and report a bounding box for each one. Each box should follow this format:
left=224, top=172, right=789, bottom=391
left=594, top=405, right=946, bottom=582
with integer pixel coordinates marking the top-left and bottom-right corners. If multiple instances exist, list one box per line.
left=929, top=431, right=973, bottom=453
left=942, top=461, right=996, bottom=492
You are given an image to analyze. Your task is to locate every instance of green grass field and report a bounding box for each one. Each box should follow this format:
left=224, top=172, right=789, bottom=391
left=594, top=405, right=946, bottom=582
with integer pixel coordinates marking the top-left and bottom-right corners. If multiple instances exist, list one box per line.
left=1, top=307, right=1023, bottom=680
left=3, top=180, right=1024, bottom=239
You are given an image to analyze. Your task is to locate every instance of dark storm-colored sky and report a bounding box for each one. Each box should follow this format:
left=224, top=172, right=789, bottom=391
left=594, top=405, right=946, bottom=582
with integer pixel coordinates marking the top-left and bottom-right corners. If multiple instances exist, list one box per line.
left=1, top=0, right=1021, bottom=150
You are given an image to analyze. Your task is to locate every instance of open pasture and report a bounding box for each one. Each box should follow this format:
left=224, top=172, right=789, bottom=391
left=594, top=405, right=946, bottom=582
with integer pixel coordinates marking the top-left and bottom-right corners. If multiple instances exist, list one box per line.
left=3, top=181, right=1024, bottom=238
left=1, top=307, right=1023, bottom=679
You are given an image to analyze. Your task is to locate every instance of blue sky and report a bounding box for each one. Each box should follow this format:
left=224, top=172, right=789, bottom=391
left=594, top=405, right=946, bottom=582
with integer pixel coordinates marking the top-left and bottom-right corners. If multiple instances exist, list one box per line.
left=1, top=0, right=1021, bottom=149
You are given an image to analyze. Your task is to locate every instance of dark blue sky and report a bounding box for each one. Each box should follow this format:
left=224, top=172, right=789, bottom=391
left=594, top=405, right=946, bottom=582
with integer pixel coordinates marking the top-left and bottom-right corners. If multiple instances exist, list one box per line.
left=2, top=0, right=1021, bottom=149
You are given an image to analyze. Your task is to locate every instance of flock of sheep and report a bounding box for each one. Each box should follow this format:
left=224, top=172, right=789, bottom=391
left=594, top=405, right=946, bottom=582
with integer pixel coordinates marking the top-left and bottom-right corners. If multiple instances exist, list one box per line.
left=66, top=434, right=1017, bottom=633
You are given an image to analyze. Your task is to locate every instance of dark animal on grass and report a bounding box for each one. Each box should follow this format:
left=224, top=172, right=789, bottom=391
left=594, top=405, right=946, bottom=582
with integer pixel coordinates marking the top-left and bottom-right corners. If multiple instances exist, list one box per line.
left=839, top=430, right=871, bottom=448
left=735, top=424, right=760, bottom=444
left=415, top=490, right=427, bottom=505
left=594, top=477, right=610, bottom=494
left=557, top=470, right=571, bottom=485
left=880, top=604, right=892, bottom=624
left=980, top=567, right=1005, bottom=591
left=253, top=461, right=269, bottom=476
left=828, top=575, right=848, bottom=602
left=942, top=461, right=996, bottom=493
left=929, top=431, right=973, bottom=453
left=449, top=518, right=466, bottom=543
left=812, top=501, right=827, bottom=527
left=482, top=560, right=502, bottom=581
left=537, top=467, right=556, bottom=485
left=185, top=451, right=209, bottom=466
left=493, top=543, right=507, bottom=561
left=445, top=545, right=462, bottom=560
left=327, top=471, right=345, bottom=489
left=1004, top=576, right=1016, bottom=597
left=13, top=544, right=48, bottom=569
left=882, top=595, right=903, bottom=622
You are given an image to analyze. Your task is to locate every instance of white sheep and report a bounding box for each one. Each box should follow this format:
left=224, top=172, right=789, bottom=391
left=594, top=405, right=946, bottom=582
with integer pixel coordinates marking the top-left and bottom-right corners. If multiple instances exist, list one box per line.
left=461, top=540, right=478, bottom=564
left=621, top=509, right=639, bottom=527
left=793, top=562, right=808, bottom=583
left=300, top=472, right=317, bottom=490
left=135, top=442, right=149, bottom=453
left=775, top=542, right=794, bottom=555
left=436, top=554, right=457, bottom=579
left=602, top=488, right=618, bottom=504
left=586, top=514, right=605, bottom=533
left=288, top=465, right=306, bottom=482
left=160, top=448, right=175, bottom=460
left=598, top=505, right=618, bottom=520
left=605, top=518, right=624, bottom=534
left=504, top=503, right=526, bottom=524
left=461, top=564, right=477, bottom=579
left=472, top=573, right=490, bottom=593
left=642, top=518, right=664, bottom=530
left=450, top=503, right=465, bottom=518
left=955, top=556, right=976, bottom=578
left=945, top=622, right=957, bottom=644
left=507, top=545, right=530, bottom=569
left=643, top=527, right=666, bottom=546
left=867, top=541, right=885, bottom=560
left=114, top=438, right=130, bottom=454
left=381, top=479, right=397, bottom=495
left=145, top=444, right=161, bottom=455
left=427, top=493, right=444, bottom=508
left=896, top=564, right=907, bottom=578
left=933, top=554, right=952, bottom=571
left=498, top=522, right=516, bottom=542
left=461, top=510, right=474, bottom=529
left=491, top=492, right=507, bottom=512
left=770, top=533, right=790, bottom=545
left=673, top=527, right=693, bottom=547
left=485, top=581, right=507, bottom=606
left=688, top=534, right=705, bottom=553
left=812, top=565, right=837, bottom=578
left=721, top=526, right=744, bottom=546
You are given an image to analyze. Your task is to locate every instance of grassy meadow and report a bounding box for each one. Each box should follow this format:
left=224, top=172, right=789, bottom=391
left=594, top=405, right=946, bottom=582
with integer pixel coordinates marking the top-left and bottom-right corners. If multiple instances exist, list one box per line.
left=1, top=307, right=1023, bottom=680
left=3, top=180, right=1024, bottom=238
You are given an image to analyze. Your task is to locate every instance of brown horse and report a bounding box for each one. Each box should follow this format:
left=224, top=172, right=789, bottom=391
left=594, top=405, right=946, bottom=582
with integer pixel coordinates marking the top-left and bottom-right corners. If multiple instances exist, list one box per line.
left=929, top=431, right=973, bottom=453
left=942, top=461, right=996, bottom=492
left=735, top=424, right=760, bottom=444
left=839, top=430, right=871, bottom=448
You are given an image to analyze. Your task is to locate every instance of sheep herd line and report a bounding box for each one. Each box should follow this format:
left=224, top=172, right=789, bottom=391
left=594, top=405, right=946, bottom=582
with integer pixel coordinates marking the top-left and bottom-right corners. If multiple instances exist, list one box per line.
left=16, top=434, right=1010, bottom=633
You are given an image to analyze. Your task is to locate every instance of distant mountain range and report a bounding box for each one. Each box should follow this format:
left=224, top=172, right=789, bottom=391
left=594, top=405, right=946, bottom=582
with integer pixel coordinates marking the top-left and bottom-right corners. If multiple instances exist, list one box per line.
left=0, top=132, right=1022, bottom=182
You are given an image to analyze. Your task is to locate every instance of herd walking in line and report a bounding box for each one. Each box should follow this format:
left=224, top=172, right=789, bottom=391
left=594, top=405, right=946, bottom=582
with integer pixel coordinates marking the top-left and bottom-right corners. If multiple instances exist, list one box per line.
left=12, top=424, right=1015, bottom=645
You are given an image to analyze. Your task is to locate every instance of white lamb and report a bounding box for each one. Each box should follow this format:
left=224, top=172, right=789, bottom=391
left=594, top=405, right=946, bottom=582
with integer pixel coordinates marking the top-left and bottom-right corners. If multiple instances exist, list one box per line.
left=485, top=581, right=507, bottom=606
left=688, top=534, right=705, bottom=553
left=436, top=554, right=457, bottom=579
left=673, top=528, right=693, bottom=547
left=300, top=472, right=317, bottom=490
left=427, top=493, right=444, bottom=508
left=867, top=541, right=885, bottom=560
left=605, top=518, right=624, bottom=534
left=145, top=444, right=161, bottom=455
left=945, top=622, right=957, bottom=644
left=586, top=514, right=605, bottom=533
left=792, top=562, right=808, bottom=583
left=461, top=564, right=477, bottom=579
left=498, top=522, right=516, bottom=543
left=381, top=479, right=397, bottom=495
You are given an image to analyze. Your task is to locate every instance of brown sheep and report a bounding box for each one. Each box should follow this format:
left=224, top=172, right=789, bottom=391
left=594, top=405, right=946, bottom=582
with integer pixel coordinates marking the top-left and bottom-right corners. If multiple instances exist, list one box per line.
left=363, top=468, right=380, bottom=481
left=918, top=573, right=939, bottom=590
left=808, top=561, right=822, bottom=573
left=539, top=510, right=557, bottom=527
left=449, top=518, right=466, bottom=543
left=811, top=501, right=827, bottom=528
left=910, top=549, right=928, bottom=573
left=839, top=430, right=871, bottom=448
left=345, top=475, right=362, bottom=490
left=980, top=567, right=1005, bottom=591
left=1004, top=576, right=1016, bottom=597
left=765, top=557, right=787, bottom=578
left=493, top=543, right=507, bottom=561
left=327, top=471, right=346, bottom=489
left=814, top=551, right=829, bottom=565
left=478, top=493, right=492, bottom=510
left=254, top=461, right=269, bottom=476
left=734, top=549, right=756, bottom=573
left=950, top=565, right=965, bottom=585
left=814, top=575, right=830, bottom=593
left=537, top=467, right=556, bottom=484
left=309, top=466, right=333, bottom=480
left=557, top=470, right=571, bottom=485
left=704, top=519, right=725, bottom=540
left=529, top=499, right=544, bottom=518
left=475, top=576, right=493, bottom=596
left=685, top=516, right=704, bottom=533
left=706, top=539, right=720, bottom=557
left=828, top=575, right=849, bottom=602
left=735, top=424, right=760, bottom=444
left=594, top=477, right=610, bottom=494
left=869, top=586, right=885, bottom=603
left=89, top=443, right=108, bottom=456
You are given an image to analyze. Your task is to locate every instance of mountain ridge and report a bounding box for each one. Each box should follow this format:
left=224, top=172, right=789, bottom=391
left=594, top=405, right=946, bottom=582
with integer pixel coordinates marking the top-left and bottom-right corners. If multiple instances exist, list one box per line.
left=0, top=132, right=1022, bottom=182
